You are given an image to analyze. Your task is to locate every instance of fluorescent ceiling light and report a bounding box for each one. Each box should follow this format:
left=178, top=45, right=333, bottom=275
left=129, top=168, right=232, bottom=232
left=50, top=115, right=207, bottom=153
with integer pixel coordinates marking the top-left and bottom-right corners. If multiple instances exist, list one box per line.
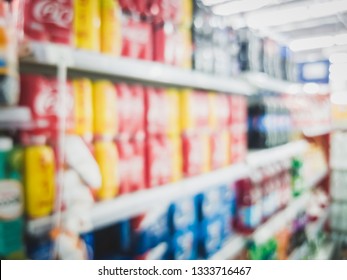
left=213, top=0, right=274, bottom=16
left=202, top=0, right=229, bottom=6
left=247, top=0, right=347, bottom=28
left=329, top=53, right=347, bottom=64
left=290, top=33, right=347, bottom=52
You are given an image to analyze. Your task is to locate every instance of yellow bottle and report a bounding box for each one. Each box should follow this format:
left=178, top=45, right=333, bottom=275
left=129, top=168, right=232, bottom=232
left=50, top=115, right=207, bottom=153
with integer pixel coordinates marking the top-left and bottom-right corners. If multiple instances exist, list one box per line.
left=93, top=81, right=118, bottom=137
left=74, top=0, right=100, bottom=51
left=180, top=89, right=195, bottom=133
left=165, top=88, right=180, bottom=136
left=73, top=79, right=93, bottom=138
left=202, top=133, right=211, bottom=174
left=100, top=0, right=122, bottom=55
left=208, top=93, right=217, bottom=129
left=24, top=139, right=55, bottom=218
left=94, top=140, right=119, bottom=200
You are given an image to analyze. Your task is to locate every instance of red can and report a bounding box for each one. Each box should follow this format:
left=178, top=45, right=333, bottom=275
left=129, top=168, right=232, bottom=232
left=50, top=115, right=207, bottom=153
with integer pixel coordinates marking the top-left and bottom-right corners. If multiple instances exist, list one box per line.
left=23, top=0, right=73, bottom=44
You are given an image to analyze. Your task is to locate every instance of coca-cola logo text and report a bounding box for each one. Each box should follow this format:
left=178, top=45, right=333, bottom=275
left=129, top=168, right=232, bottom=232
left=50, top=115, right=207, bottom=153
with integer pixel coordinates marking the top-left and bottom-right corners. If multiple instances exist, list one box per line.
left=33, top=0, right=73, bottom=28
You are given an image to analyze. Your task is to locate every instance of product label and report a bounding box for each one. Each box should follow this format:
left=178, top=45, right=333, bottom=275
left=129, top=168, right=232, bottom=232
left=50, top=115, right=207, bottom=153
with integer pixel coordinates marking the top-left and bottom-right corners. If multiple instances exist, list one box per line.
left=33, top=0, right=73, bottom=28
left=0, top=180, right=23, bottom=220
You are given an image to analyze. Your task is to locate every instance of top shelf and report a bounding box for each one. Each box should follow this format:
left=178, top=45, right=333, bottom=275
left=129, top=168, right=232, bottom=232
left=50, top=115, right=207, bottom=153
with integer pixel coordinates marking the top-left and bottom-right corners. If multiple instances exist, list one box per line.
left=20, top=42, right=255, bottom=96
left=20, top=42, right=329, bottom=96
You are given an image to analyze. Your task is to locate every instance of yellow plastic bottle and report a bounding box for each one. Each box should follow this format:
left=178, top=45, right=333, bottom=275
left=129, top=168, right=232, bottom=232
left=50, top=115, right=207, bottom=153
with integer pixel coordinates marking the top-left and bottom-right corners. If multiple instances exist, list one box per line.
left=93, top=81, right=118, bottom=138
left=94, top=140, right=119, bottom=200
left=74, top=0, right=100, bottom=51
left=24, top=138, right=55, bottom=218
left=73, top=79, right=93, bottom=138
left=100, top=0, right=122, bottom=55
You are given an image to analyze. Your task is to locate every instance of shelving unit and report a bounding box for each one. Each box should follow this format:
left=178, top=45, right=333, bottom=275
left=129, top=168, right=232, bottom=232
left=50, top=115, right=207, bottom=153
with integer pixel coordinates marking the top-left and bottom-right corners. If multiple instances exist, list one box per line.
left=243, top=71, right=330, bottom=95
left=20, top=42, right=255, bottom=95
left=210, top=168, right=328, bottom=260
left=27, top=140, right=309, bottom=236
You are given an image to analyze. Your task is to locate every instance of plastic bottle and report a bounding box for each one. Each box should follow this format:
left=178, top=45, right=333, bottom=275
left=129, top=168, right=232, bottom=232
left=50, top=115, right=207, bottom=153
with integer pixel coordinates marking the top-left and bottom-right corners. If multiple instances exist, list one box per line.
left=236, top=176, right=262, bottom=234
left=94, top=140, right=119, bottom=200
left=24, top=136, right=55, bottom=218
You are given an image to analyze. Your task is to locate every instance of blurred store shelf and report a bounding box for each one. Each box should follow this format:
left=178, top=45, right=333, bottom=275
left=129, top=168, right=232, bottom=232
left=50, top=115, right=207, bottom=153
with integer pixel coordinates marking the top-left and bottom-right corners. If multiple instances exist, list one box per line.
left=209, top=168, right=328, bottom=260
left=27, top=140, right=311, bottom=236
left=243, top=72, right=330, bottom=95
left=20, top=42, right=255, bottom=96
left=252, top=168, right=328, bottom=245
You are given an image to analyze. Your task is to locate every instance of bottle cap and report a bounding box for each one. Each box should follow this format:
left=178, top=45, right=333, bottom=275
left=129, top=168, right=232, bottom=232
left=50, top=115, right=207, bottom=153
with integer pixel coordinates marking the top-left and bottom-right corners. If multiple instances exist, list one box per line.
left=0, top=137, right=13, bottom=151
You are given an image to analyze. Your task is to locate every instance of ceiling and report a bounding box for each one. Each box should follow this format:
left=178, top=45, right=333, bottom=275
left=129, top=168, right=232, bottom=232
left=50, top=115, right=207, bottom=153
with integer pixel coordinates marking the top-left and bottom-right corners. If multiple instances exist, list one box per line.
left=203, top=0, right=347, bottom=60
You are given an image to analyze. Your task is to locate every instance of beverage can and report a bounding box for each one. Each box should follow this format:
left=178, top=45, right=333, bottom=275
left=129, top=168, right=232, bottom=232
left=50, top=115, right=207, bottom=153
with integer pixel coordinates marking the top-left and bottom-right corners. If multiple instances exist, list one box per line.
left=23, top=0, right=73, bottom=44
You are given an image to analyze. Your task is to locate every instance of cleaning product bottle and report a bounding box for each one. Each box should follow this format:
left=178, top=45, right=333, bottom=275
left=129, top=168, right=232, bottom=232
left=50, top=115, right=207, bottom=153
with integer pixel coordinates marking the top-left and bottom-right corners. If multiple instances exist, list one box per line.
left=24, top=136, right=56, bottom=218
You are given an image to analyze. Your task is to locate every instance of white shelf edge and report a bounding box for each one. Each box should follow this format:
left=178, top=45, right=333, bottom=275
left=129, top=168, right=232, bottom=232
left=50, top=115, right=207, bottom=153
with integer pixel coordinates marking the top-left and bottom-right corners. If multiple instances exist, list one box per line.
left=243, top=71, right=330, bottom=95
left=0, top=106, right=33, bottom=129
left=302, top=126, right=331, bottom=137
left=21, top=42, right=255, bottom=96
left=247, top=140, right=308, bottom=168
left=88, top=163, right=249, bottom=232
left=209, top=234, right=246, bottom=260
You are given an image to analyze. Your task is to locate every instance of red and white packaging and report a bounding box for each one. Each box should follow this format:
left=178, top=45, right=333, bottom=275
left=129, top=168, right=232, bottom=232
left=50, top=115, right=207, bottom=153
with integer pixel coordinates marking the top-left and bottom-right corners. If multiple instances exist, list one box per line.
left=229, top=95, right=247, bottom=128
left=150, top=0, right=182, bottom=24
left=116, top=137, right=146, bottom=194
left=145, top=87, right=169, bottom=136
left=216, top=94, right=231, bottom=128
left=182, top=132, right=210, bottom=177
left=121, top=15, right=153, bottom=60
left=229, top=130, right=247, bottom=164
left=116, top=83, right=145, bottom=137
left=20, top=74, right=74, bottom=135
left=145, top=135, right=172, bottom=188
left=210, top=130, right=229, bottom=170
left=23, top=0, right=73, bottom=45
left=153, top=22, right=185, bottom=67
left=195, top=91, right=210, bottom=130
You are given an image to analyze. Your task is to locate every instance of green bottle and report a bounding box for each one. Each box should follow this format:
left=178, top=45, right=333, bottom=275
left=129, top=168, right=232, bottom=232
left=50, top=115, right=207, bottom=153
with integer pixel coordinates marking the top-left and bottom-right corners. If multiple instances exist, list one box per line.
left=0, top=138, right=25, bottom=259
left=292, top=157, right=304, bottom=197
